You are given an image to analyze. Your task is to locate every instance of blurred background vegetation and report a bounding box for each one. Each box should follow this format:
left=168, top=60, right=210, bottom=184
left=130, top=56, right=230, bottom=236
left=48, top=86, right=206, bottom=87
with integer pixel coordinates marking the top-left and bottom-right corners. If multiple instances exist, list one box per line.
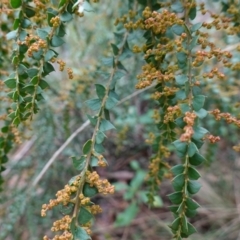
left=1, top=0, right=240, bottom=239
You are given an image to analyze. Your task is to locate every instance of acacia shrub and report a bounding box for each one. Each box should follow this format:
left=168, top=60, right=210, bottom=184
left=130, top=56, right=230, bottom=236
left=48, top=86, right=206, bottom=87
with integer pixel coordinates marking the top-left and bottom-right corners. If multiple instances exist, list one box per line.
left=0, top=0, right=240, bottom=239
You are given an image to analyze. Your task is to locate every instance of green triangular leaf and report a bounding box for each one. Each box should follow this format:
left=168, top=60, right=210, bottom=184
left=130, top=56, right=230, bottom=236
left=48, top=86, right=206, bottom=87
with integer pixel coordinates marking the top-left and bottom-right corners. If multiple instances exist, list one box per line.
left=74, top=226, right=91, bottom=240
left=171, top=164, right=184, bottom=176
left=189, top=153, right=205, bottom=166
left=111, top=43, right=119, bottom=55
left=50, top=35, right=65, bottom=47
left=82, top=139, right=92, bottom=155
left=171, top=24, right=185, bottom=35
left=78, top=207, right=93, bottom=225
left=95, top=84, right=106, bottom=99
left=172, top=174, right=185, bottom=191
left=96, top=131, right=105, bottom=144
left=85, top=98, right=101, bottom=111
left=187, top=180, right=201, bottom=194
left=168, top=191, right=183, bottom=204
left=173, top=140, right=187, bottom=154
left=170, top=217, right=180, bottom=231
left=192, top=95, right=205, bottom=111
left=188, top=166, right=201, bottom=180
left=71, top=156, right=86, bottom=171
left=186, top=198, right=200, bottom=210
left=10, top=0, right=22, bottom=8
left=175, top=75, right=188, bottom=85
left=105, top=96, right=119, bottom=110
left=192, top=126, right=208, bottom=141
left=99, top=119, right=115, bottom=132
left=83, top=183, right=98, bottom=197
left=4, top=78, right=17, bottom=89
left=188, top=142, right=198, bottom=157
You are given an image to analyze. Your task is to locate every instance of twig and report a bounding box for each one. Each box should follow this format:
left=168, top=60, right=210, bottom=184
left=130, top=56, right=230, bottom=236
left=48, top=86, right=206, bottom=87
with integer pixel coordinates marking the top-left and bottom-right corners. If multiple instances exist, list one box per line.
left=31, top=120, right=90, bottom=187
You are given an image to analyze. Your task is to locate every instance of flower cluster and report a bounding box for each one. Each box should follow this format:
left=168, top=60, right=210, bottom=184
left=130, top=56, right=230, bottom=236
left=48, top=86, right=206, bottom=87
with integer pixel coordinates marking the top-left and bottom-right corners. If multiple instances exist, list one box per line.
left=43, top=215, right=72, bottom=240
left=210, top=109, right=240, bottom=128
left=207, top=134, right=221, bottom=143
left=163, top=105, right=181, bottom=124
left=41, top=178, right=79, bottom=217
left=144, top=9, right=183, bottom=34
left=86, top=171, right=115, bottom=195
left=180, top=112, right=197, bottom=142
left=50, top=16, right=61, bottom=28
left=23, top=34, right=48, bottom=57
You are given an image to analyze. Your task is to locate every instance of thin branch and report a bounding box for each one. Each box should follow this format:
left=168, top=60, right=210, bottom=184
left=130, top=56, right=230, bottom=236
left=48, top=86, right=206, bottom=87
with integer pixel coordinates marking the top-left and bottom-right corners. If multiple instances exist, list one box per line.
left=31, top=120, right=90, bottom=187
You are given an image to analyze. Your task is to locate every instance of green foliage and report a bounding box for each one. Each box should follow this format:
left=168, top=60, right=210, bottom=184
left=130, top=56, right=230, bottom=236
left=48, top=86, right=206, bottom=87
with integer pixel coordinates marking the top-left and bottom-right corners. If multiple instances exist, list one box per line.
left=1, top=0, right=240, bottom=239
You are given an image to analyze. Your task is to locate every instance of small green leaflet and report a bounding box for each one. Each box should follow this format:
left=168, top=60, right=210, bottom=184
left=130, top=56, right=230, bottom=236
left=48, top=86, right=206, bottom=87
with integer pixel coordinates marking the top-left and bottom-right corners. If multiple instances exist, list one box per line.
left=74, top=226, right=91, bottom=240
left=189, top=152, right=206, bottom=166
left=180, top=103, right=190, bottom=113
left=10, top=0, right=22, bottom=8
left=186, top=197, right=200, bottom=210
left=191, top=23, right=202, bottom=32
left=60, top=11, right=73, bottom=22
left=94, top=143, right=104, bottom=153
left=4, top=78, right=17, bottom=89
left=111, top=43, right=119, bottom=55
left=83, top=183, right=98, bottom=197
left=50, top=35, right=65, bottom=47
left=90, top=156, right=98, bottom=167
left=194, top=108, right=208, bottom=119
left=192, top=126, right=208, bottom=141
left=171, top=1, right=184, bottom=13
left=96, top=131, right=105, bottom=144
left=44, top=50, right=56, bottom=61
left=85, top=99, right=101, bottom=111
left=190, top=36, right=199, bottom=50
left=99, top=119, right=115, bottom=132
left=168, top=191, right=182, bottom=204
left=95, top=84, right=106, bottom=99
left=13, top=116, right=20, bottom=126
left=78, top=207, right=93, bottom=225
left=177, top=52, right=187, bottom=63
left=30, top=76, right=39, bottom=85
left=175, top=75, right=188, bottom=85
left=172, top=140, right=188, bottom=154
left=187, top=180, right=201, bottom=194
left=170, top=217, right=180, bottom=231
left=82, top=139, right=92, bottom=154
left=192, top=95, right=205, bottom=111
left=171, top=24, right=185, bottom=35
left=171, top=164, right=184, bottom=176
left=58, top=0, right=66, bottom=8
left=6, top=30, right=17, bottom=40
left=13, top=19, right=20, bottom=30
left=172, top=174, right=185, bottom=191
left=43, top=62, right=55, bottom=75
left=105, top=96, right=118, bottom=110
left=37, top=29, right=49, bottom=40
left=182, top=215, right=188, bottom=234
left=71, top=156, right=86, bottom=171
left=188, top=142, right=198, bottom=157
left=39, top=80, right=50, bottom=90
left=189, top=7, right=197, bottom=20
left=188, top=166, right=201, bottom=180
